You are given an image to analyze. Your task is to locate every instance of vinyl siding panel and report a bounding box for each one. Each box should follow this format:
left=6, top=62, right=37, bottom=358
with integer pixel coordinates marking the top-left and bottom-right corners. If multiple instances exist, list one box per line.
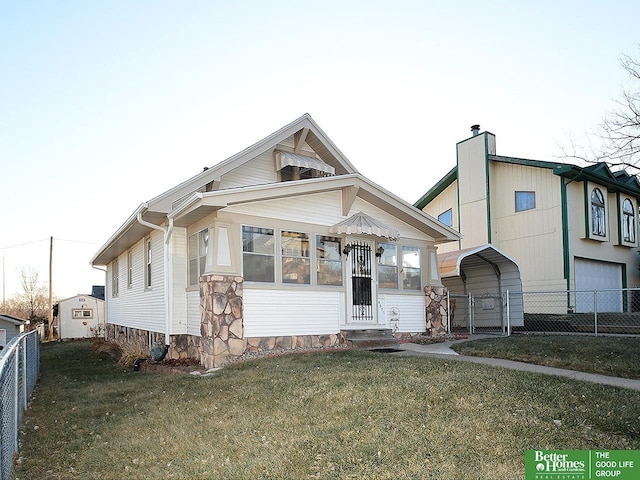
left=421, top=181, right=459, bottom=253
left=107, top=232, right=165, bottom=333
left=219, top=151, right=276, bottom=189
left=244, top=289, right=343, bottom=337
left=186, top=290, right=201, bottom=336
left=171, top=227, right=189, bottom=334
left=457, top=135, right=489, bottom=248
left=490, top=162, right=565, bottom=290
left=378, top=294, right=426, bottom=333
left=224, top=191, right=343, bottom=226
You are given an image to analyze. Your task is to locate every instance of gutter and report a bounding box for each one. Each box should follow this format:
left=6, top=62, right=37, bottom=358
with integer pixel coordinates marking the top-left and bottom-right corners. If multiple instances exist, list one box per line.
left=136, top=207, right=174, bottom=346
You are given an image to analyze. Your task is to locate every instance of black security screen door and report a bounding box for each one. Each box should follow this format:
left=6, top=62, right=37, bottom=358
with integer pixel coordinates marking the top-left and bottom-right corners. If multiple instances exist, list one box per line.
left=350, top=241, right=373, bottom=322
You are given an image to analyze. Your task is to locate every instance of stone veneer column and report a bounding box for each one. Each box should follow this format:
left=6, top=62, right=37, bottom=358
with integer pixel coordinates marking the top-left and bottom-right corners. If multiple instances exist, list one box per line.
left=199, top=275, right=244, bottom=369
left=424, top=285, right=448, bottom=336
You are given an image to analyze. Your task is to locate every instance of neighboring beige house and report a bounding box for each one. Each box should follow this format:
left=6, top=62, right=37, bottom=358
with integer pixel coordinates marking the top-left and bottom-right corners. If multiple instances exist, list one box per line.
left=91, top=114, right=460, bottom=367
left=416, top=126, right=640, bottom=314
left=54, top=294, right=105, bottom=339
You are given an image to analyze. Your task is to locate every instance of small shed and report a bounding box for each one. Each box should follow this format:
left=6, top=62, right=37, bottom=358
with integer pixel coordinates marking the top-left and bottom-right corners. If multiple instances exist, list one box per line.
left=0, top=315, right=26, bottom=347
left=55, top=294, right=105, bottom=339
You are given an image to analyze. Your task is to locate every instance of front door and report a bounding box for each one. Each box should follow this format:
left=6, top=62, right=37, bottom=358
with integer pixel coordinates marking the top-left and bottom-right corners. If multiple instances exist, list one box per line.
left=347, top=239, right=378, bottom=325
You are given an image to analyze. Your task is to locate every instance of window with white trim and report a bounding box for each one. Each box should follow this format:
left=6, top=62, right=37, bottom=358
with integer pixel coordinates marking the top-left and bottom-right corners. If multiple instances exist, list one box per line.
left=591, top=188, right=606, bottom=237
left=111, top=259, right=119, bottom=297
left=188, top=228, right=209, bottom=287
left=402, top=246, right=421, bottom=290
left=127, top=250, right=133, bottom=288
left=317, top=235, right=342, bottom=286
left=144, top=238, right=152, bottom=288
left=377, top=243, right=398, bottom=289
left=623, top=198, right=636, bottom=243
left=281, top=231, right=310, bottom=284
left=242, top=226, right=274, bottom=282
left=72, top=309, right=94, bottom=319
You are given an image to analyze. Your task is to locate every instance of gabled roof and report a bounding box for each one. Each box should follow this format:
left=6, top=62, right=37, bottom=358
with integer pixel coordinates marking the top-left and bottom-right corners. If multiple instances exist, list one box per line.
left=147, top=113, right=358, bottom=214
left=0, top=314, right=25, bottom=326
left=416, top=155, right=640, bottom=211
left=92, top=116, right=461, bottom=266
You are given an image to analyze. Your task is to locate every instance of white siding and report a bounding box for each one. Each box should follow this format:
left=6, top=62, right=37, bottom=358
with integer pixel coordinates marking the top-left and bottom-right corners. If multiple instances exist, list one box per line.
left=107, top=231, right=166, bottom=333
left=349, top=198, right=433, bottom=241
left=58, top=295, right=105, bottom=339
left=171, top=227, right=189, bottom=334
left=224, top=191, right=343, bottom=226
left=378, top=294, right=426, bottom=333
left=186, top=290, right=201, bottom=336
left=219, top=151, right=276, bottom=189
left=244, top=288, right=343, bottom=337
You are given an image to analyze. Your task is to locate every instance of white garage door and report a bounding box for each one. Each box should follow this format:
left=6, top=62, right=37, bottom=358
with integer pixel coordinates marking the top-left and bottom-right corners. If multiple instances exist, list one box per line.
left=574, top=258, right=622, bottom=313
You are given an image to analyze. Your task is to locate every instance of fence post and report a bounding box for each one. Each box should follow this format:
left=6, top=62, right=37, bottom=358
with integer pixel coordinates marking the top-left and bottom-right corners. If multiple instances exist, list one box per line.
left=468, top=294, right=473, bottom=334
left=506, top=290, right=511, bottom=336
left=446, top=290, right=451, bottom=334
left=594, top=291, right=598, bottom=337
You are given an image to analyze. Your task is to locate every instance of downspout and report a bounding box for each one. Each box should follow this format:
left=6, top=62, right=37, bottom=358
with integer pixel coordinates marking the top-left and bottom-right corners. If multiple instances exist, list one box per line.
left=136, top=209, right=174, bottom=347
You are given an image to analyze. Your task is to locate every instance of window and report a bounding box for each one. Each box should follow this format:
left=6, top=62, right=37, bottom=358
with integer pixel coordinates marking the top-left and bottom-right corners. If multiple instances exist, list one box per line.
left=623, top=198, right=636, bottom=243
left=402, top=246, right=421, bottom=290
left=377, top=243, right=398, bottom=289
left=127, top=250, right=133, bottom=288
left=111, top=259, right=119, bottom=297
left=144, top=238, right=152, bottom=288
left=515, top=191, right=536, bottom=212
left=242, top=226, right=274, bottom=282
left=317, top=235, right=342, bottom=286
left=591, top=188, right=606, bottom=237
left=188, top=229, right=209, bottom=286
left=281, top=231, right=310, bottom=284
left=438, top=209, right=453, bottom=227
left=72, top=309, right=93, bottom=319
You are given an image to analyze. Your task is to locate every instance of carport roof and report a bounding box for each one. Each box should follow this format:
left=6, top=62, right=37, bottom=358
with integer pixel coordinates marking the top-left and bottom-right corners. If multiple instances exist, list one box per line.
left=438, top=244, right=520, bottom=278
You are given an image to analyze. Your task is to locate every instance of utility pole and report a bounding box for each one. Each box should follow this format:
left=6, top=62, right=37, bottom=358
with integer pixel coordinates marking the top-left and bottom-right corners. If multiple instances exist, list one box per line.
left=49, top=236, right=53, bottom=339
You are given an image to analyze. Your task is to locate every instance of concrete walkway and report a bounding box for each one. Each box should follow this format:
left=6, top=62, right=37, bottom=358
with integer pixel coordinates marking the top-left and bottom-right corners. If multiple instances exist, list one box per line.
left=396, top=336, right=640, bottom=392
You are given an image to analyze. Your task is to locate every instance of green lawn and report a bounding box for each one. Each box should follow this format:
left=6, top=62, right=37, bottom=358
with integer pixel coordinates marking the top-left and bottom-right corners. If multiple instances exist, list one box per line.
left=13, top=340, right=640, bottom=480
left=452, top=335, right=640, bottom=379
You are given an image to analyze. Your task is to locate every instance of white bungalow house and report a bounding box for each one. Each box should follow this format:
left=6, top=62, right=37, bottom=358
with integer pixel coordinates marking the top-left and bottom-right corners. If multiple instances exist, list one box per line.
left=91, top=114, right=460, bottom=367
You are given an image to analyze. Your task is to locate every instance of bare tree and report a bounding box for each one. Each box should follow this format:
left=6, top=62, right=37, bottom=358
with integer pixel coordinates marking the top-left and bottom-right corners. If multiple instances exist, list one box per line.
left=562, top=49, right=640, bottom=172
left=18, top=267, right=49, bottom=327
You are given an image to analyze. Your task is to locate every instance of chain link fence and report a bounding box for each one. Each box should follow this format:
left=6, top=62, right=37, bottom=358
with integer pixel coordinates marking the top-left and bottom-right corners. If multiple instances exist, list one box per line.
left=0, top=329, right=40, bottom=480
left=447, top=289, right=640, bottom=336
left=517, top=289, right=640, bottom=335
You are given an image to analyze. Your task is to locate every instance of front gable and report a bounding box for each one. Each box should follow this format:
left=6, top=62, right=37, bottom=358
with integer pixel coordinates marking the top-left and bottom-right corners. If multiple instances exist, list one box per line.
left=147, top=114, right=358, bottom=214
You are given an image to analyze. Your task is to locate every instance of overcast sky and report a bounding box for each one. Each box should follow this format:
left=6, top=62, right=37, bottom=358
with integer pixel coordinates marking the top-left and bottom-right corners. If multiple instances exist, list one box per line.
left=1, top=0, right=639, bottom=301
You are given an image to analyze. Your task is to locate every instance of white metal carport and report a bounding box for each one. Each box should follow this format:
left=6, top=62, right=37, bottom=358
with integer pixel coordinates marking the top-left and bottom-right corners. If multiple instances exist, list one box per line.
left=438, top=244, right=524, bottom=331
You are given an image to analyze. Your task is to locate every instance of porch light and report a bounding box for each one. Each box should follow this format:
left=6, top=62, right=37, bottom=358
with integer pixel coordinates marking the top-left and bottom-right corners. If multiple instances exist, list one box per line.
left=342, top=244, right=353, bottom=256
left=375, top=245, right=385, bottom=258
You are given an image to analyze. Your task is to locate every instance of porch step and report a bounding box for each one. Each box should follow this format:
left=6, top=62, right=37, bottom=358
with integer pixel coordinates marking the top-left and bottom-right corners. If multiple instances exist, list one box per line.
left=343, top=329, right=400, bottom=349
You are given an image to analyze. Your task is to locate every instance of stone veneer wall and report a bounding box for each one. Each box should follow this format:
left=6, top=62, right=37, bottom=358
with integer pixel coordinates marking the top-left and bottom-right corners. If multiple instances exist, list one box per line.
left=424, top=285, right=449, bottom=336
left=199, top=274, right=245, bottom=369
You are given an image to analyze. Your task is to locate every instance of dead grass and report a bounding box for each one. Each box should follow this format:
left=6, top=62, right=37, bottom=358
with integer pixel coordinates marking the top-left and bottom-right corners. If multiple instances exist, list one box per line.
left=453, top=335, right=640, bottom=379
left=13, top=340, right=640, bottom=479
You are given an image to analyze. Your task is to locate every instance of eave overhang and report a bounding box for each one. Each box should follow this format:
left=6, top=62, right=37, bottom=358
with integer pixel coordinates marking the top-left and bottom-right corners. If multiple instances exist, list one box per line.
left=170, top=174, right=461, bottom=244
